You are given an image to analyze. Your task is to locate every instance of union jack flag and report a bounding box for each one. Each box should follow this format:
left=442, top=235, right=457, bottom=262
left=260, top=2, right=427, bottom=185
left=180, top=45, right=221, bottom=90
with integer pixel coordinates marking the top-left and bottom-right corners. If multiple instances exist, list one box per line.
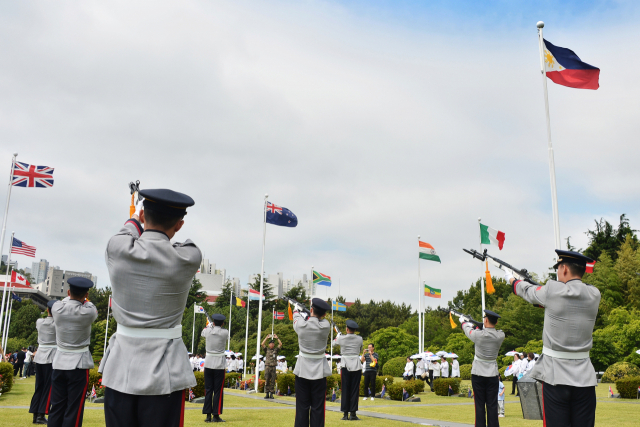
left=266, top=202, right=282, bottom=214
left=90, top=386, right=97, bottom=399
left=11, top=161, right=54, bottom=188
left=188, top=388, right=195, bottom=401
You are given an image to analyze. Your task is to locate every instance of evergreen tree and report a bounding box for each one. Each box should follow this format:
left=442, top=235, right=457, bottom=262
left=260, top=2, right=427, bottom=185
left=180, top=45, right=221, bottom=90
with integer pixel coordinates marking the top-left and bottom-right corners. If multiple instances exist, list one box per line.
left=185, top=277, right=207, bottom=308
left=615, top=235, right=640, bottom=309
left=583, top=214, right=638, bottom=261
left=583, top=252, right=622, bottom=321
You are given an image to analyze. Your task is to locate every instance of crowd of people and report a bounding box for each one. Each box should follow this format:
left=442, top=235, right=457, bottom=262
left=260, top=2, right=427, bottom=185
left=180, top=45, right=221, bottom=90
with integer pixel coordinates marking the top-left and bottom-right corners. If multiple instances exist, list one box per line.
left=402, top=354, right=461, bottom=390
left=5, top=346, right=36, bottom=379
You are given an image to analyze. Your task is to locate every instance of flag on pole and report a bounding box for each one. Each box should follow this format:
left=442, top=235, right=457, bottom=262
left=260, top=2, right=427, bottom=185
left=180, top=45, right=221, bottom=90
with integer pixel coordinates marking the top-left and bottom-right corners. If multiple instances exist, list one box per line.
left=313, top=271, right=331, bottom=287
left=609, top=386, right=613, bottom=397
left=248, top=289, right=264, bottom=301
left=90, top=386, right=97, bottom=399
left=232, top=296, right=246, bottom=308
left=11, top=238, right=36, bottom=257
left=586, top=260, right=596, bottom=274
left=504, top=364, right=515, bottom=376
left=11, top=271, right=30, bottom=286
left=479, top=223, right=505, bottom=250
left=11, top=161, right=55, bottom=188
left=11, top=292, right=22, bottom=302
left=332, top=301, right=346, bottom=312
left=424, top=284, right=441, bottom=298
left=265, top=201, right=298, bottom=227
left=189, top=388, right=195, bottom=401
left=194, top=305, right=205, bottom=314
left=380, top=384, right=386, bottom=398
left=542, top=39, right=599, bottom=90
left=418, top=241, right=441, bottom=262
left=273, top=311, right=285, bottom=320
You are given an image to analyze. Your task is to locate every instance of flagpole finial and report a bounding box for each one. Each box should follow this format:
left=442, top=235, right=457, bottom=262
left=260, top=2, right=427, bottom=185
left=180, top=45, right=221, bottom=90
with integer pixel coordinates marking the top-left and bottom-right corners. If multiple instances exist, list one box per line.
left=478, top=217, right=481, bottom=222
left=418, top=235, right=420, bottom=240
left=13, top=153, right=18, bottom=157
left=537, top=21, right=544, bottom=29
left=264, top=193, right=269, bottom=198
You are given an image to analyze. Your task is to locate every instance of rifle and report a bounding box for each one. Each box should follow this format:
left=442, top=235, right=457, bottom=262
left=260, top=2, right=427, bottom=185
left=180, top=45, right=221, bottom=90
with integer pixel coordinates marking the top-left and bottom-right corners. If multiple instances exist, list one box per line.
left=129, top=180, right=141, bottom=218
left=440, top=308, right=484, bottom=330
left=462, top=248, right=542, bottom=286
left=281, top=296, right=341, bottom=335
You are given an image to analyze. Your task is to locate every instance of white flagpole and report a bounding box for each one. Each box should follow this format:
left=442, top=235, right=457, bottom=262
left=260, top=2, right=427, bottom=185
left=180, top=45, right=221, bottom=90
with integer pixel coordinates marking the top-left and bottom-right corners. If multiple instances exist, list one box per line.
left=537, top=21, right=561, bottom=250
left=191, top=304, right=196, bottom=354
left=271, top=307, right=274, bottom=337
left=255, top=193, right=268, bottom=392
left=417, top=235, right=422, bottom=353
left=0, top=154, right=17, bottom=336
left=330, top=301, right=333, bottom=360
left=478, top=218, right=486, bottom=317
left=244, top=292, right=250, bottom=377
left=103, top=295, right=111, bottom=356
left=0, top=231, right=15, bottom=343
left=228, top=283, right=233, bottom=351
left=311, top=266, right=314, bottom=298
left=2, top=287, right=14, bottom=352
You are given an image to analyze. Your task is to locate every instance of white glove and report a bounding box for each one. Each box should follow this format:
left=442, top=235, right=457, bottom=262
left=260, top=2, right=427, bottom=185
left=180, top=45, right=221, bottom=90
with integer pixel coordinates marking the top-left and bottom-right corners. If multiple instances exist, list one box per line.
left=459, top=315, right=469, bottom=324
left=293, top=304, right=303, bottom=312
left=135, top=198, right=144, bottom=217
left=504, top=269, right=514, bottom=283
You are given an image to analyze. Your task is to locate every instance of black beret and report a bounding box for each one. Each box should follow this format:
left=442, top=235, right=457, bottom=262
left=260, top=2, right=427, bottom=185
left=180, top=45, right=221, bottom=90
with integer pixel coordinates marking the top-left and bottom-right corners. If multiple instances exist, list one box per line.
left=311, top=298, right=330, bottom=312
left=47, top=300, right=57, bottom=309
left=346, top=319, right=359, bottom=330
left=212, top=314, right=226, bottom=322
left=553, top=250, right=594, bottom=269
left=484, top=309, right=501, bottom=319
left=139, top=189, right=194, bottom=216
left=67, top=277, right=94, bottom=290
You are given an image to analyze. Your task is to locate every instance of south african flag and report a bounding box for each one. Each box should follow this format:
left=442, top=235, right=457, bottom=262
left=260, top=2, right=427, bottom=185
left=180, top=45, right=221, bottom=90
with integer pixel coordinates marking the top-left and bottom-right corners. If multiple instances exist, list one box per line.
left=313, top=271, right=331, bottom=287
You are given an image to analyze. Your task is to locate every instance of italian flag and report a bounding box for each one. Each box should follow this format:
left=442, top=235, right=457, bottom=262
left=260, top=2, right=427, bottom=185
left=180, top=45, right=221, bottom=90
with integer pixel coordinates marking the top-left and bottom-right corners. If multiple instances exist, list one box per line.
left=480, top=223, right=505, bottom=250
left=419, top=241, right=441, bottom=263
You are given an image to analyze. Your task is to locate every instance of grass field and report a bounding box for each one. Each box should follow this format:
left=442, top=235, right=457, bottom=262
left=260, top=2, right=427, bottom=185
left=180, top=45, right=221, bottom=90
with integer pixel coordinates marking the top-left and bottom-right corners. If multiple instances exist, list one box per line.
left=1, top=376, right=639, bottom=426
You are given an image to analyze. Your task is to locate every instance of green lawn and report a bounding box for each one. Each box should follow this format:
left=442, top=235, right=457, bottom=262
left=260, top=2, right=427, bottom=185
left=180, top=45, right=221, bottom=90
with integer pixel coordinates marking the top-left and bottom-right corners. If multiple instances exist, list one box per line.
left=2, top=377, right=639, bottom=427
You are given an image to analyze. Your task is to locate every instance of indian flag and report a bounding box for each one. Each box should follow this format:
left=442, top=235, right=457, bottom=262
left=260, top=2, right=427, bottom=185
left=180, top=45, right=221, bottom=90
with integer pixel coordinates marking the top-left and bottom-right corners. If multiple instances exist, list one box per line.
left=419, top=241, right=441, bottom=263
left=479, top=223, right=505, bottom=250
left=425, top=284, right=441, bottom=298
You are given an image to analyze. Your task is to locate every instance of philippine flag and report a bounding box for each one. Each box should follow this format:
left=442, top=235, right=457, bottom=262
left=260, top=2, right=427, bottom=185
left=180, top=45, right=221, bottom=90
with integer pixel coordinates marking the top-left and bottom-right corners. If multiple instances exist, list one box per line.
left=543, top=39, right=599, bottom=90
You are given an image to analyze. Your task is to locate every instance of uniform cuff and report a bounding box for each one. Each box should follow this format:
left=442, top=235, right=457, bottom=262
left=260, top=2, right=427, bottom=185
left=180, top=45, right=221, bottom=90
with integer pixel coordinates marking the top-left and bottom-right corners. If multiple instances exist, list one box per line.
left=125, top=218, right=143, bottom=235
left=512, top=279, right=520, bottom=295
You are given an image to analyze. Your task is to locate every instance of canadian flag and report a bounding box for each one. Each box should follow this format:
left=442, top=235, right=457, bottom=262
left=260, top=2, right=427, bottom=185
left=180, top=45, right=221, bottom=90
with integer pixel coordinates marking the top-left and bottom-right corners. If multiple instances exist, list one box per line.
left=11, top=271, right=30, bottom=286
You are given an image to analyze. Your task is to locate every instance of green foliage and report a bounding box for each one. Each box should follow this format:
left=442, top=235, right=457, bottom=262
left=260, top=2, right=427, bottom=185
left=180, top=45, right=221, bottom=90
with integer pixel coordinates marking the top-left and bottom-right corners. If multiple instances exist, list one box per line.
left=615, top=235, right=640, bottom=310
left=359, top=375, right=383, bottom=396
left=382, top=357, right=408, bottom=377
left=343, top=299, right=413, bottom=340
left=407, top=378, right=424, bottom=393
left=224, top=372, right=242, bottom=388
left=0, top=361, right=14, bottom=393
left=386, top=380, right=418, bottom=400
left=380, top=375, right=395, bottom=386
left=614, top=376, right=640, bottom=399
left=8, top=300, right=41, bottom=344
left=276, top=373, right=296, bottom=394
left=91, top=319, right=116, bottom=362
left=498, top=366, right=511, bottom=382
left=87, top=287, right=112, bottom=320
left=601, top=362, right=640, bottom=383
left=591, top=308, right=640, bottom=372
left=365, top=327, right=418, bottom=368
left=583, top=214, right=637, bottom=262
left=88, top=369, right=102, bottom=392
left=459, top=364, right=472, bottom=380
left=192, top=371, right=206, bottom=397
left=433, top=377, right=461, bottom=396
left=445, top=332, right=474, bottom=365
left=5, top=337, right=30, bottom=353
left=186, top=278, right=207, bottom=309
left=327, top=374, right=341, bottom=390
left=498, top=294, right=545, bottom=352
left=624, top=349, right=640, bottom=368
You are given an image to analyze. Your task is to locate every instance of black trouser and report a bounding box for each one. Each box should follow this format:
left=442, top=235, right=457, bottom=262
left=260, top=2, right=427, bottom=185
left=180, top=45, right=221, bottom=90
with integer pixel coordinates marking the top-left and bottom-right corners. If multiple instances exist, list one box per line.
left=542, top=382, right=596, bottom=427
left=203, top=368, right=225, bottom=415
left=25, top=361, right=32, bottom=377
left=104, top=387, right=185, bottom=427
left=512, top=376, right=518, bottom=394
left=295, top=376, right=326, bottom=427
left=264, top=365, right=277, bottom=393
left=471, top=375, right=499, bottom=427
left=427, top=370, right=434, bottom=390
left=48, top=369, right=89, bottom=427
left=29, top=363, right=53, bottom=414
left=340, top=368, right=361, bottom=413
left=363, top=371, right=376, bottom=398
left=14, top=361, right=24, bottom=377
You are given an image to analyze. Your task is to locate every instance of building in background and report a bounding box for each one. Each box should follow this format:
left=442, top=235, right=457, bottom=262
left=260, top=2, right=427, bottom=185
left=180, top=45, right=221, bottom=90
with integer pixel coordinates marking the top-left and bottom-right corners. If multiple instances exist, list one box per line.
left=197, top=258, right=239, bottom=297
left=31, top=259, right=49, bottom=285
left=35, top=268, right=93, bottom=299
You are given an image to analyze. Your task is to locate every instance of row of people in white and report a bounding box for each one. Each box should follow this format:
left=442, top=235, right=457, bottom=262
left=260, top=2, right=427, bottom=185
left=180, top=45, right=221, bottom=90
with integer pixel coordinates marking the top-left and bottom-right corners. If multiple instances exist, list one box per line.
left=404, top=356, right=460, bottom=379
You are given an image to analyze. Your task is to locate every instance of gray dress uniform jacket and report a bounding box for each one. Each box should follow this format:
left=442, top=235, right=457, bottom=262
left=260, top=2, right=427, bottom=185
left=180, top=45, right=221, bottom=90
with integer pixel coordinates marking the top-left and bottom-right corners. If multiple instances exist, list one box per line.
left=202, top=325, right=228, bottom=370
left=51, top=298, right=98, bottom=370
left=335, top=333, right=363, bottom=372
left=462, top=323, right=505, bottom=377
left=293, top=311, right=331, bottom=380
left=515, top=278, right=601, bottom=387
left=34, top=317, right=57, bottom=364
left=99, top=220, right=201, bottom=395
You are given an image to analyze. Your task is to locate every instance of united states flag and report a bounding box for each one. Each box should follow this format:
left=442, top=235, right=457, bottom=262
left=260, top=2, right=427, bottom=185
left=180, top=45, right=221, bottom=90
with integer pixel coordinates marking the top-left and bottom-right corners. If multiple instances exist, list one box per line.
left=12, top=161, right=54, bottom=188
left=12, top=238, right=36, bottom=257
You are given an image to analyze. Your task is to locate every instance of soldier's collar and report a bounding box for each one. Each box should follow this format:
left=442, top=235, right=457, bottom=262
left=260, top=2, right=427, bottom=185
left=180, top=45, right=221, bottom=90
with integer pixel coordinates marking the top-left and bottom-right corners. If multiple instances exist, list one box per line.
left=142, top=229, right=170, bottom=240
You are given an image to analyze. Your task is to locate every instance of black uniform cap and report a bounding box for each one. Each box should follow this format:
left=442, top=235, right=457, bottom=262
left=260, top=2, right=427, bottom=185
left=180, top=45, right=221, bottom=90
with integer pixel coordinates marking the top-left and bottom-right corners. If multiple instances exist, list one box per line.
left=139, top=189, right=194, bottom=216
left=311, top=298, right=330, bottom=312
left=67, top=277, right=94, bottom=290
left=484, top=309, right=500, bottom=324
left=212, top=314, right=226, bottom=322
left=346, top=319, right=359, bottom=330
left=553, top=250, right=594, bottom=269
left=47, top=300, right=57, bottom=309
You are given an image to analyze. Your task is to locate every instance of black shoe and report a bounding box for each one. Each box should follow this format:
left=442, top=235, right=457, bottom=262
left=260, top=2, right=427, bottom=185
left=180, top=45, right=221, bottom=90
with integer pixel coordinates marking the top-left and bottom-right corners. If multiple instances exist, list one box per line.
left=204, top=414, right=212, bottom=423
left=350, top=412, right=359, bottom=421
left=270, top=393, right=275, bottom=399
left=341, top=412, right=349, bottom=420
left=34, top=414, right=47, bottom=425
left=33, top=413, right=38, bottom=424
left=264, top=392, right=270, bottom=399
left=213, top=415, right=226, bottom=423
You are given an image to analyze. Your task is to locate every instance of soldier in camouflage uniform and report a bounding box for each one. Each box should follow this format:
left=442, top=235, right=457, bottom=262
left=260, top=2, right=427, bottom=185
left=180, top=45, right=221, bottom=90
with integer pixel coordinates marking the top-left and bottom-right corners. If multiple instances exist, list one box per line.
left=261, top=334, right=282, bottom=399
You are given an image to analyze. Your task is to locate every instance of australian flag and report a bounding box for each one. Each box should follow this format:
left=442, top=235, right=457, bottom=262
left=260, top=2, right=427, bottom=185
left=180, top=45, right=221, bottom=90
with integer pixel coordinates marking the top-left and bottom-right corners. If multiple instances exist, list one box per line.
left=266, top=201, right=298, bottom=227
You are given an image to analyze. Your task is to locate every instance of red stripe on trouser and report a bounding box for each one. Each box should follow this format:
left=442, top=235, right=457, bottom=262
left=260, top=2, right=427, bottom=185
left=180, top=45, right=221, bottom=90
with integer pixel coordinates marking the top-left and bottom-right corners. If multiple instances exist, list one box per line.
left=542, top=382, right=546, bottom=427
left=75, top=370, right=89, bottom=427
left=45, top=385, right=52, bottom=414
left=180, top=390, right=185, bottom=427
left=218, top=373, right=225, bottom=414
left=324, top=387, right=326, bottom=422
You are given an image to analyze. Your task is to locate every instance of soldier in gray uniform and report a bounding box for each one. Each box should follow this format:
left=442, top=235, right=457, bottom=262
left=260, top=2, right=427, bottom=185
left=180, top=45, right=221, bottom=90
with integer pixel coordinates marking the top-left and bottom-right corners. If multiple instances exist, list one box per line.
left=29, top=299, right=58, bottom=425
left=292, top=298, right=331, bottom=427
left=506, top=249, right=600, bottom=427
left=202, top=313, right=228, bottom=423
left=100, top=189, right=201, bottom=427
left=334, top=319, right=363, bottom=421
left=48, top=278, right=98, bottom=427
left=460, top=309, right=505, bottom=427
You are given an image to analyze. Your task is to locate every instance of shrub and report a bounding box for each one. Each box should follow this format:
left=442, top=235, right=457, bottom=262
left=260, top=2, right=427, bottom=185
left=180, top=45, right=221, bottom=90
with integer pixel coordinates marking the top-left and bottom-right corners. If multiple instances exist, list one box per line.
left=241, top=378, right=265, bottom=393
left=386, top=382, right=404, bottom=400
left=224, top=372, right=241, bottom=388
left=601, top=362, right=640, bottom=383
left=615, top=376, right=640, bottom=399
left=359, top=375, right=383, bottom=396
left=380, top=375, right=395, bottom=386
left=327, top=374, right=341, bottom=391
left=88, top=369, right=102, bottom=393
left=459, top=364, right=472, bottom=380
left=191, top=371, right=206, bottom=398
left=382, top=356, right=407, bottom=377
left=0, top=362, right=14, bottom=394
left=276, top=373, right=295, bottom=395
left=407, top=379, right=424, bottom=393
left=386, top=380, right=419, bottom=400
left=433, top=378, right=461, bottom=396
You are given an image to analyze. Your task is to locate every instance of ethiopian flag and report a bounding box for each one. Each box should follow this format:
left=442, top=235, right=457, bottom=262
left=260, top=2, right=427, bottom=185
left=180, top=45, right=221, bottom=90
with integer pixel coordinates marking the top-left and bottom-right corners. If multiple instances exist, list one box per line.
left=425, top=284, right=441, bottom=298
left=480, top=223, right=505, bottom=250
left=419, top=241, right=441, bottom=262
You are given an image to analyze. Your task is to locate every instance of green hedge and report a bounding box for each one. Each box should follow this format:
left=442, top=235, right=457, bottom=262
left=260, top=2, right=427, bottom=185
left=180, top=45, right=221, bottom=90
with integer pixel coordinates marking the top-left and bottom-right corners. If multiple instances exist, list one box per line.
left=224, top=372, right=242, bottom=388
left=602, top=362, right=640, bottom=383
left=386, top=382, right=405, bottom=400
left=359, top=375, right=383, bottom=396
left=327, top=374, right=341, bottom=391
left=433, top=378, right=461, bottom=396
left=380, top=375, right=394, bottom=387
left=408, top=379, right=424, bottom=393
left=382, top=357, right=407, bottom=377
left=459, top=364, right=472, bottom=380
left=386, top=380, right=420, bottom=401
left=0, top=362, right=14, bottom=394
left=498, top=366, right=511, bottom=382
left=88, top=369, right=102, bottom=393
left=615, top=376, right=640, bottom=399
left=192, top=371, right=206, bottom=398
left=276, top=373, right=295, bottom=395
